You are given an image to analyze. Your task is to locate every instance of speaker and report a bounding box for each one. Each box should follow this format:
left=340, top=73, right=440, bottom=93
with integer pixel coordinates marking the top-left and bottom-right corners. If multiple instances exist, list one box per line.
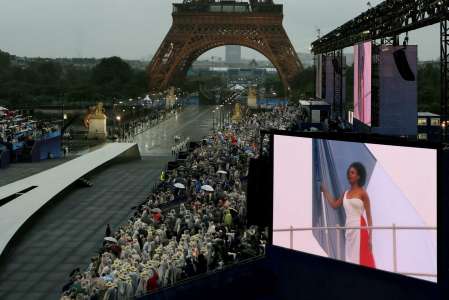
left=246, top=158, right=273, bottom=234
left=393, top=48, right=415, bottom=81
left=332, top=58, right=342, bottom=75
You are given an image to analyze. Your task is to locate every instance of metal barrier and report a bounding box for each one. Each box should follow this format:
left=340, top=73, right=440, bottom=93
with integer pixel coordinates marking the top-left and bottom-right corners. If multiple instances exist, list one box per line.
left=273, top=225, right=437, bottom=278
left=137, top=255, right=267, bottom=300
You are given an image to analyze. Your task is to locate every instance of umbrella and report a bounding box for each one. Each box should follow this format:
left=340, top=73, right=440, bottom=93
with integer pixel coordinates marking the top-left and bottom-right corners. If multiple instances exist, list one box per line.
left=217, top=170, right=228, bottom=175
left=151, top=208, right=162, bottom=213
left=104, top=237, right=118, bottom=244
left=201, top=185, right=214, bottom=192
left=174, top=183, right=186, bottom=189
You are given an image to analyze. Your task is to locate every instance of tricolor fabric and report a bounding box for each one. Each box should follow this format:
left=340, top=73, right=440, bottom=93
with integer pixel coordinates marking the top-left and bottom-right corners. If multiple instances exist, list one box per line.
left=312, top=139, right=375, bottom=263
left=353, top=41, right=372, bottom=126
left=312, top=139, right=436, bottom=280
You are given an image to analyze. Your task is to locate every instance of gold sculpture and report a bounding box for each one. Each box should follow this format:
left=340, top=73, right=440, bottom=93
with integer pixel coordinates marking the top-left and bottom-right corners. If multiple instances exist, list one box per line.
left=94, top=102, right=106, bottom=117
left=232, top=103, right=242, bottom=122
left=84, top=102, right=107, bottom=128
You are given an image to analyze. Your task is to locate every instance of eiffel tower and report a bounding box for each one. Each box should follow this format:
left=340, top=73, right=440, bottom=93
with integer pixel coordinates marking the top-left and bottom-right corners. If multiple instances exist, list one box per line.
left=148, top=0, right=303, bottom=93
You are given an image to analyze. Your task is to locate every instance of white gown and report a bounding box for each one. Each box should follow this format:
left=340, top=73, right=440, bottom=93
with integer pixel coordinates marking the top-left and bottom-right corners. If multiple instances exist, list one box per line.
left=343, top=191, right=365, bottom=264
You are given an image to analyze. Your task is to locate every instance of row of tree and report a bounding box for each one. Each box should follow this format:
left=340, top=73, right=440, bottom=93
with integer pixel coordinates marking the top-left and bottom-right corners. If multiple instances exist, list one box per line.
left=290, top=63, right=440, bottom=114
left=0, top=50, right=148, bottom=108
left=0, top=48, right=442, bottom=114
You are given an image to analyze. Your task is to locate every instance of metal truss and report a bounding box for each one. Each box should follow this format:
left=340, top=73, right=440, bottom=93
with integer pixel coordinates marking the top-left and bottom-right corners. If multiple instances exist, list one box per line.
left=442, top=20, right=449, bottom=140
left=312, top=0, right=449, bottom=54
left=311, top=0, right=449, bottom=140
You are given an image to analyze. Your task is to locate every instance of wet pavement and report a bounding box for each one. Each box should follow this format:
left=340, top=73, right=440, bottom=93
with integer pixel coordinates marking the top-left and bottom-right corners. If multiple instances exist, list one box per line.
left=133, top=105, right=214, bottom=156
left=0, top=158, right=72, bottom=188
left=0, top=105, right=214, bottom=300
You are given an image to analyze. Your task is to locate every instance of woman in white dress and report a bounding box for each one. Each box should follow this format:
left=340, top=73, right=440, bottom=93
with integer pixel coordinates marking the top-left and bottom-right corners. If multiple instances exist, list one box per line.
left=320, top=162, right=376, bottom=268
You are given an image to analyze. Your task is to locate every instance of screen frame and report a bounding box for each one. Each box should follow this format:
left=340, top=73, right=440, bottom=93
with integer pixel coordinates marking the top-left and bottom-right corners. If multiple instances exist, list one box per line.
left=265, top=129, right=448, bottom=290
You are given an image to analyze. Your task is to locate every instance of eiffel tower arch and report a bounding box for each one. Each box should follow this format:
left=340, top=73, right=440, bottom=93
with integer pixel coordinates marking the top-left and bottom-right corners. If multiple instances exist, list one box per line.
left=148, top=1, right=303, bottom=93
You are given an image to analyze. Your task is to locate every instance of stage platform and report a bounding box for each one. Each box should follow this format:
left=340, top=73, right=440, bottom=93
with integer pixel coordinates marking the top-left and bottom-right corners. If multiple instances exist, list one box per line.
left=0, top=143, right=140, bottom=257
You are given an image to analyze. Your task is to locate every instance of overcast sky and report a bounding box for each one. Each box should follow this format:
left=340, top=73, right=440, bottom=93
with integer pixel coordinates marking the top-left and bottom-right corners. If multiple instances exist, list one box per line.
left=0, top=0, right=440, bottom=61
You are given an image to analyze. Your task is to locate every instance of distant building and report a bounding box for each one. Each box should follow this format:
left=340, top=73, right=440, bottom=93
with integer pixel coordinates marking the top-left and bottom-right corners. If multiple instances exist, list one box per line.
left=225, top=45, right=242, bottom=64
left=417, top=112, right=442, bottom=141
left=298, top=52, right=353, bottom=68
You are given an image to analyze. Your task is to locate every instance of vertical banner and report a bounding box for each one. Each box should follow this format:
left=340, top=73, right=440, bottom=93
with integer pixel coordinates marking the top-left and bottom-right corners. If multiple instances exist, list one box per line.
left=353, top=42, right=372, bottom=126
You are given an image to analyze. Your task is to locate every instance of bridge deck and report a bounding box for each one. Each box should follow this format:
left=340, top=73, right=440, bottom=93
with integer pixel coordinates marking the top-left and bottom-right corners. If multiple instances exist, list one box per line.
left=0, top=143, right=140, bottom=257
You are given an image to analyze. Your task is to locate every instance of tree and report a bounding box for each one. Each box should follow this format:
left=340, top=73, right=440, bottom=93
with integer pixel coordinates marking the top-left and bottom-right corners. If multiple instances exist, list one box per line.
left=290, top=67, right=314, bottom=100
left=91, top=56, right=132, bottom=85
left=89, top=57, right=137, bottom=101
left=264, top=75, right=285, bottom=97
left=0, top=50, right=11, bottom=70
left=418, top=62, right=440, bottom=113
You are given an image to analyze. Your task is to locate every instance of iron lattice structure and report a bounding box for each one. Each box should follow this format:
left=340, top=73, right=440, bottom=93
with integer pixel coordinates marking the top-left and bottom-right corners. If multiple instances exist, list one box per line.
left=311, top=0, right=449, bottom=141
left=148, top=1, right=302, bottom=92
left=311, top=0, right=449, bottom=54
left=442, top=20, right=449, bottom=139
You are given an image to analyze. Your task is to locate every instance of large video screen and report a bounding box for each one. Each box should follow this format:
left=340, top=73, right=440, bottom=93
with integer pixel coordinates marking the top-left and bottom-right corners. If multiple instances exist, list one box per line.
left=273, top=134, right=437, bottom=282
left=354, top=41, right=372, bottom=126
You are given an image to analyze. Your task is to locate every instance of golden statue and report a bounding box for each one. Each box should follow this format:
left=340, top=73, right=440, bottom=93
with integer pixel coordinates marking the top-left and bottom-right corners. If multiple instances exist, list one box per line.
left=84, top=102, right=107, bottom=128
left=232, top=103, right=242, bottom=122
left=83, top=102, right=108, bottom=140
left=94, top=102, right=106, bottom=117
left=247, top=86, right=258, bottom=108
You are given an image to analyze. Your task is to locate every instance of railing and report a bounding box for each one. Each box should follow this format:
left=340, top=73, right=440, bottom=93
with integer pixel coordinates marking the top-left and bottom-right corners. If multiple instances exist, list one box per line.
left=138, top=255, right=266, bottom=299
left=173, top=3, right=283, bottom=14
left=174, top=3, right=250, bottom=14
left=273, top=225, right=437, bottom=278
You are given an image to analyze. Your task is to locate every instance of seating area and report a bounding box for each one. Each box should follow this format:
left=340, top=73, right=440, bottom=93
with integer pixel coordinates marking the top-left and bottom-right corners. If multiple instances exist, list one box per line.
left=60, top=105, right=301, bottom=300
left=0, top=106, right=61, bottom=164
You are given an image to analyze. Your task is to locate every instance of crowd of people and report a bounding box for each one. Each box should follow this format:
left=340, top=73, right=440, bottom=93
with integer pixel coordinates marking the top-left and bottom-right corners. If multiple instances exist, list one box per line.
left=60, top=104, right=300, bottom=300
left=110, top=107, right=182, bottom=143
left=0, top=106, right=60, bottom=154
left=171, top=136, right=190, bottom=157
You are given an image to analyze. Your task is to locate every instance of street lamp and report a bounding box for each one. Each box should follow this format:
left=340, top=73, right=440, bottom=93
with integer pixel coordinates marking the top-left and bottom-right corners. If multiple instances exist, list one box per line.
left=116, top=116, right=123, bottom=141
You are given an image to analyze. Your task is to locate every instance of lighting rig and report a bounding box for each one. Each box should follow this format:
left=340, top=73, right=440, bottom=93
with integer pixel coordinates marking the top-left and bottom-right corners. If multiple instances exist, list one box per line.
left=311, top=0, right=449, bottom=140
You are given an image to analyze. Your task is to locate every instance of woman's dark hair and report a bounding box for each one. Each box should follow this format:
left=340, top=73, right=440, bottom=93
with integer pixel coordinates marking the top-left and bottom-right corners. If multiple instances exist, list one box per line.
left=347, top=162, right=367, bottom=186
